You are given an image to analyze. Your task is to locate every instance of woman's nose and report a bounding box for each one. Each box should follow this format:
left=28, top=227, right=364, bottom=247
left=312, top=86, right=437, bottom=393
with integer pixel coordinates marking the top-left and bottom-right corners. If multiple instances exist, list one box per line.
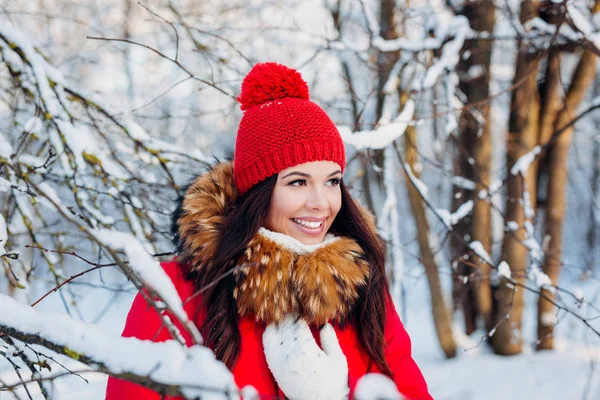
left=306, top=188, right=328, bottom=210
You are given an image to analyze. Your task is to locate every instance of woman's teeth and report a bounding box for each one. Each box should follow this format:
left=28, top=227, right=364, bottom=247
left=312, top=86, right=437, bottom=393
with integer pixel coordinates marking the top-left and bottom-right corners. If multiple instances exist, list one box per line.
left=292, top=218, right=323, bottom=229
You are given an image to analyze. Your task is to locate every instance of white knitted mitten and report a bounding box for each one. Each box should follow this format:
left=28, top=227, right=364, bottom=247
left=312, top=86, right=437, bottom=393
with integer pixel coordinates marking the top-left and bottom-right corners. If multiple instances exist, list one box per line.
left=262, top=315, right=349, bottom=400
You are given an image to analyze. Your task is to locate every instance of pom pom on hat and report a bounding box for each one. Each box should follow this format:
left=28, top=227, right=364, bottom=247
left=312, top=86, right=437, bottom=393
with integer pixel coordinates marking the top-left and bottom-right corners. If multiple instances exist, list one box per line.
left=237, top=62, right=309, bottom=111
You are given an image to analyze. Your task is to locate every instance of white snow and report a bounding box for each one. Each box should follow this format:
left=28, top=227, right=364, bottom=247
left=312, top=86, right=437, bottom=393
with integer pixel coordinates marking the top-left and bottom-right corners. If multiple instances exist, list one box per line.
left=340, top=99, right=415, bottom=150
left=506, top=221, right=519, bottom=231
left=240, top=385, right=260, bottom=400
left=404, top=162, right=429, bottom=198
left=532, top=269, right=553, bottom=290
left=37, top=182, right=74, bottom=220
left=0, top=294, right=237, bottom=399
left=452, top=176, right=477, bottom=190
left=567, top=3, right=592, bottom=36
left=372, top=36, right=442, bottom=52
left=444, top=72, right=459, bottom=136
left=360, top=0, right=379, bottom=36
left=522, top=189, right=535, bottom=220
left=354, top=373, right=403, bottom=400
left=528, top=17, right=581, bottom=43
left=573, top=288, right=584, bottom=302
left=489, top=179, right=503, bottom=194
left=540, top=312, right=558, bottom=327
left=0, top=213, right=7, bottom=255
left=497, top=261, right=512, bottom=279
left=468, top=241, right=494, bottom=266
left=467, top=64, right=484, bottom=79
left=93, top=229, right=202, bottom=344
left=79, top=192, right=115, bottom=226
left=413, top=16, right=469, bottom=91
left=0, top=130, right=13, bottom=158
left=511, top=146, right=542, bottom=176
left=523, top=221, right=544, bottom=262
left=17, top=154, right=48, bottom=172
left=436, top=200, right=473, bottom=229
left=23, top=116, right=42, bottom=135
left=0, top=177, right=12, bottom=192
left=123, top=204, right=151, bottom=250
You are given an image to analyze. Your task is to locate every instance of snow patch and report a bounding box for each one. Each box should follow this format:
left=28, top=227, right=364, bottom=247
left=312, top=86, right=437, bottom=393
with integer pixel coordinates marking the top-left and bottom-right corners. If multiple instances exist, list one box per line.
left=404, top=162, right=429, bottom=197
left=469, top=241, right=493, bottom=265
left=573, top=288, right=584, bottom=302
left=540, top=312, right=557, bottom=327
left=498, top=261, right=511, bottom=279
left=0, top=214, right=7, bottom=255
left=437, top=200, right=473, bottom=228
left=511, top=146, right=541, bottom=176
left=0, top=177, right=12, bottom=192
left=354, top=373, right=403, bottom=400
left=340, top=99, right=415, bottom=150
left=0, top=130, right=13, bottom=158
left=506, top=221, right=519, bottom=231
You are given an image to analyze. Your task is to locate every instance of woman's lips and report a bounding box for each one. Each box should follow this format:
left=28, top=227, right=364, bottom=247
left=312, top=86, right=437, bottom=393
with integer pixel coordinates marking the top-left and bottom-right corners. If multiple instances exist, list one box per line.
left=290, top=218, right=325, bottom=236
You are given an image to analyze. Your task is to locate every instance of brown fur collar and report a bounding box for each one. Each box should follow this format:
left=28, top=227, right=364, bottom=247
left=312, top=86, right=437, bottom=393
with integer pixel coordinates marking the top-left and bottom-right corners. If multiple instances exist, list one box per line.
left=172, top=162, right=372, bottom=325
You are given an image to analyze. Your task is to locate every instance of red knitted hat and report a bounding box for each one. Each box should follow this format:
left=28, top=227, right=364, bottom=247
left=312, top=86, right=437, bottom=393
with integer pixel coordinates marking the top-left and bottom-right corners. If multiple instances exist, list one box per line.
left=234, top=62, right=345, bottom=195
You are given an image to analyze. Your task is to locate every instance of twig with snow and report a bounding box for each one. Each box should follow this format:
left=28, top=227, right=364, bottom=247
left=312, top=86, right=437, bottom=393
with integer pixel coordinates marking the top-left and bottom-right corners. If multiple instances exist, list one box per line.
left=340, top=99, right=415, bottom=151
left=392, top=142, right=600, bottom=342
left=0, top=294, right=238, bottom=400
left=93, top=229, right=202, bottom=344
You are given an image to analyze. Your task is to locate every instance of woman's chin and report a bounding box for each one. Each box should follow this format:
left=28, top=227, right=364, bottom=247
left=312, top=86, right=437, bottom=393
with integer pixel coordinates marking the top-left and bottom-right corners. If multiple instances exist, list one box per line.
left=295, top=235, right=325, bottom=245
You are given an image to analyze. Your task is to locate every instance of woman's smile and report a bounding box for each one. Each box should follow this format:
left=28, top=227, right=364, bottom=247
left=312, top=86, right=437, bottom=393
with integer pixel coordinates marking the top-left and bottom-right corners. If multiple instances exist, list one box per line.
left=290, top=217, right=327, bottom=236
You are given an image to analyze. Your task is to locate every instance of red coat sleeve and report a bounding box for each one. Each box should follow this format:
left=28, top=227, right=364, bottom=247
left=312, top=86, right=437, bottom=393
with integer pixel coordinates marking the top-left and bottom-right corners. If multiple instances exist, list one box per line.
left=384, top=298, right=433, bottom=400
left=105, top=262, right=192, bottom=400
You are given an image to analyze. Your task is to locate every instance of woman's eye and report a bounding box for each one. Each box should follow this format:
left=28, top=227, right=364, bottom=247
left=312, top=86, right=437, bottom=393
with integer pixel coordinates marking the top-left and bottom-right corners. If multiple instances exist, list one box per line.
left=289, top=179, right=306, bottom=187
left=327, top=178, right=341, bottom=187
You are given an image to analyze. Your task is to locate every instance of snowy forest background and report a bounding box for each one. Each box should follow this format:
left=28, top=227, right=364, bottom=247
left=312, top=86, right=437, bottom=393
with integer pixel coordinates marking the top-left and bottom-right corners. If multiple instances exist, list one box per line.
left=1, top=0, right=600, bottom=398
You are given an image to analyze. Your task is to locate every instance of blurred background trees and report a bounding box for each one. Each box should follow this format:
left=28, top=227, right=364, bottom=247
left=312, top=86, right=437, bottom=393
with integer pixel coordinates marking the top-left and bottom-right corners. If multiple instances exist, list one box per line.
left=1, top=0, right=600, bottom=398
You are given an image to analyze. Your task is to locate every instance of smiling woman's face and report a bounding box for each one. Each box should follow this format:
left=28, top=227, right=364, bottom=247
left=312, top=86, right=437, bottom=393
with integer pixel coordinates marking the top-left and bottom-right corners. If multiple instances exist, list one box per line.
left=263, top=161, right=343, bottom=245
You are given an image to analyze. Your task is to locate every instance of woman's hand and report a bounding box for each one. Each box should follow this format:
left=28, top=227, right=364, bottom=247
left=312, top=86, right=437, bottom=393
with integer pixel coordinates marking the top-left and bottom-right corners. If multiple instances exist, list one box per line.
left=262, top=315, right=349, bottom=400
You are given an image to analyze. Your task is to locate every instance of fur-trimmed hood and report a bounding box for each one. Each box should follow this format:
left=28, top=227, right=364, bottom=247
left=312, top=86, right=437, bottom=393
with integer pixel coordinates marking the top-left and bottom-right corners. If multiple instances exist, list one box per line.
left=171, top=162, right=374, bottom=325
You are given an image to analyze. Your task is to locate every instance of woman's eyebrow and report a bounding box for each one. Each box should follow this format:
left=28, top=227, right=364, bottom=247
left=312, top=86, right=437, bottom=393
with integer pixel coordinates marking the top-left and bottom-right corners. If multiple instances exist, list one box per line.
left=281, top=171, right=310, bottom=179
left=281, top=170, right=342, bottom=179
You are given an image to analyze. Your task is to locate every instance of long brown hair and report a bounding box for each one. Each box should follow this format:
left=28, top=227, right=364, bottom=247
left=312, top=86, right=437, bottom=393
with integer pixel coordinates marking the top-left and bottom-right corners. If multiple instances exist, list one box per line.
left=183, top=174, right=392, bottom=376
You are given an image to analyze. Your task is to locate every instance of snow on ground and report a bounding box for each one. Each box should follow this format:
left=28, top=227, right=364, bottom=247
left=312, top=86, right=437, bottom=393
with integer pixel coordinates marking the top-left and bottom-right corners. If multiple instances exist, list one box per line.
left=403, top=267, right=600, bottom=400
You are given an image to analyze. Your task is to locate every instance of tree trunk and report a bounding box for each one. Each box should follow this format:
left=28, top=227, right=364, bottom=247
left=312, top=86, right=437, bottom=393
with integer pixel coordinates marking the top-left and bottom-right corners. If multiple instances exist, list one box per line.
left=452, top=0, right=495, bottom=334
left=376, top=0, right=401, bottom=121
left=493, top=0, right=542, bottom=356
left=403, top=93, right=457, bottom=358
left=373, top=0, right=401, bottom=188
left=532, top=3, right=565, bottom=215
left=586, top=124, right=600, bottom=277
left=537, top=3, right=599, bottom=348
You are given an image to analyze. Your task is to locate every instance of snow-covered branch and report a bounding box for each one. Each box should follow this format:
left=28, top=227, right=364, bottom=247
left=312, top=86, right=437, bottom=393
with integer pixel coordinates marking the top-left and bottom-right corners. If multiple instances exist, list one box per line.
left=0, top=22, right=215, bottom=301
left=0, top=294, right=238, bottom=399
left=94, top=229, right=202, bottom=344
left=339, top=99, right=415, bottom=150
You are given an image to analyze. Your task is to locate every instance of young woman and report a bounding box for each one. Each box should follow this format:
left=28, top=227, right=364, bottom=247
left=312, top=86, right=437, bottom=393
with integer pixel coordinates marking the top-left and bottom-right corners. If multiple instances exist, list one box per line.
left=105, top=62, right=432, bottom=400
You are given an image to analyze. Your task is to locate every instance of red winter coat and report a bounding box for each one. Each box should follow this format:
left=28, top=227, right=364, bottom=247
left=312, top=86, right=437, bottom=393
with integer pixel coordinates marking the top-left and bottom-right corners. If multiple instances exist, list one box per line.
left=105, top=162, right=432, bottom=399
left=105, top=260, right=432, bottom=400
